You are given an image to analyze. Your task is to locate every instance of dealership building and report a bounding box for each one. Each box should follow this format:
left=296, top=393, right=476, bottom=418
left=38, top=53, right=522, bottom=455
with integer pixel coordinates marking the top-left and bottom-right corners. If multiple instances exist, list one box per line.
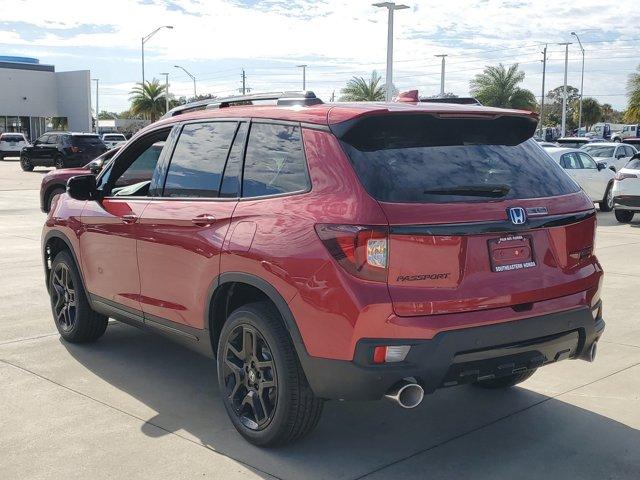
left=0, top=56, right=92, bottom=140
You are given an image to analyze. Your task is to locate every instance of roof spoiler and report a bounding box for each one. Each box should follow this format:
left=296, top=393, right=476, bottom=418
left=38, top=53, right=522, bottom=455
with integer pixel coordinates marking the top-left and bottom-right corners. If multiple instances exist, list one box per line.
left=160, top=91, right=323, bottom=119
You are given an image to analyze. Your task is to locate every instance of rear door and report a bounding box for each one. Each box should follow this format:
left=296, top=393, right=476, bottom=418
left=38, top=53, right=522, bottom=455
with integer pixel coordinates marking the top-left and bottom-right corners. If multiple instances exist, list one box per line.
left=577, top=152, right=606, bottom=200
left=136, top=121, right=244, bottom=329
left=338, top=114, right=595, bottom=317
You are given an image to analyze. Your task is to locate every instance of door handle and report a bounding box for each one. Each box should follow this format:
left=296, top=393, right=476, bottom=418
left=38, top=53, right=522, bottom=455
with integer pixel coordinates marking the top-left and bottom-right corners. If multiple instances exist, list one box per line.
left=191, top=214, right=217, bottom=226
left=122, top=214, right=138, bottom=224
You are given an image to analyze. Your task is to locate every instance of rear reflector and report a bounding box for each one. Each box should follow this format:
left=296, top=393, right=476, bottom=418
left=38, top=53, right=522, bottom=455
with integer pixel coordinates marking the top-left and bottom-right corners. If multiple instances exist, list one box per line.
left=315, top=224, right=388, bottom=282
left=373, top=345, right=411, bottom=364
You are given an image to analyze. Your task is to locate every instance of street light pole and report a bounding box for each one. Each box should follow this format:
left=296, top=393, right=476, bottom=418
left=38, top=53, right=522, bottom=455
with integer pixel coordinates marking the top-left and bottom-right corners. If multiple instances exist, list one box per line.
left=141, top=25, right=173, bottom=86
left=297, top=64, right=308, bottom=90
left=160, top=72, right=170, bottom=114
left=93, top=79, right=99, bottom=133
left=572, top=32, right=585, bottom=135
left=558, top=42, right=572, bottom=137
left=539, top=45, right=547, bottom=138
left=435, top=54, right=447, bottom=96
left=174, top=65, right=197, bottom=99
left=373, top=2, right=409, bottom=101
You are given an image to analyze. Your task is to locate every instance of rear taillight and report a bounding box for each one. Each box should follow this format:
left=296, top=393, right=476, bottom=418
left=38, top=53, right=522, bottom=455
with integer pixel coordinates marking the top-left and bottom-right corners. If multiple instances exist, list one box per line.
left=614, top=172, right=638, bottom=181
left=315, top=224, right=388, bottom=282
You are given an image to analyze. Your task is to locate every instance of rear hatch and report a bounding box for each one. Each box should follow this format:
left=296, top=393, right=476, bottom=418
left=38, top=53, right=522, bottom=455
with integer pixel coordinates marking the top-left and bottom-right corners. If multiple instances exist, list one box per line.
left=0, top=134, right=27, bottom=151
left=70, top=135, right=107, bottom=161
left=338, top=112, right=597, bottom=317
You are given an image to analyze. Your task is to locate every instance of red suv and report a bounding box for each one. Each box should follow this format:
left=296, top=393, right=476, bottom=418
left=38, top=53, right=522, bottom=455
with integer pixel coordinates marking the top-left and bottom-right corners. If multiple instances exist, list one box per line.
left=42, top=92, right=604, bottom=446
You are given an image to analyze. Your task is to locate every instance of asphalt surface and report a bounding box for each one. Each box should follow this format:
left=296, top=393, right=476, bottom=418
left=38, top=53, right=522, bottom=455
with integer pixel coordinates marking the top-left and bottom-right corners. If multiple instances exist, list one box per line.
left=1, top=158, right=639, bottom=479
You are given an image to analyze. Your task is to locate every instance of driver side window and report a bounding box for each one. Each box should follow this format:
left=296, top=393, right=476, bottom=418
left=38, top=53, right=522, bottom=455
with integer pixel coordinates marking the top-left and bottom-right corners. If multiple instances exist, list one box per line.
left=578, top=152, right=597, bottom=170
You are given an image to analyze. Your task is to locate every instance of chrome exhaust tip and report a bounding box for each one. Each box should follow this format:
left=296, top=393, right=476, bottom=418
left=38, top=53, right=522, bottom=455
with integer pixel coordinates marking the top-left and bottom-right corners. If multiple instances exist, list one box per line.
left=587, top=341, right=598, bottom=362
left=385, top=378, right=424, bottom=409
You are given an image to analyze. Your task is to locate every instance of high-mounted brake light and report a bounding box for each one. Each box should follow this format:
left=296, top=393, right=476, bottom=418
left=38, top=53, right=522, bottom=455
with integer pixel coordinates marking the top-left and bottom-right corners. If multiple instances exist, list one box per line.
left=614, top=172, right=638, bottom=181
left=315, top=224, right=388, bottom=282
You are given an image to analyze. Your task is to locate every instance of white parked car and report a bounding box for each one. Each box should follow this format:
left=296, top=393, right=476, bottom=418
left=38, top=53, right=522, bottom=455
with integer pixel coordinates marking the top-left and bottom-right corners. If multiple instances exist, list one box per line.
left=544, top=147, right=616, bottom=211
left=612, top=155, right=640, bottom=223
left=101, top=133, right=127, bottom=150
left=0, top=132, right=30, bottom=160
left=580, top=142, right=637, bottom=172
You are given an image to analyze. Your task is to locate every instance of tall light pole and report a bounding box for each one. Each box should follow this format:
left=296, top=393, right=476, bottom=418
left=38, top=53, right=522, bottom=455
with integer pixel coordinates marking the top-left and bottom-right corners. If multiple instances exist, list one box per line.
left=160, top=72, right=169, bottom=114
left=435, top=54, right=447, bottom=96
left=539, top=45, right=547, bottom=138
left=558, top=42, right=572, bottom=137
left=373, top=2, right=409, bottom=101
left=572, top=32, right=585, bottom=135
left=141, top=26, right=173, bottom=86
left=297, top=64, right=308, bottom=90
left=92, top=78, right=99, bottom=134
left=174, top=65, right=197, bottom=99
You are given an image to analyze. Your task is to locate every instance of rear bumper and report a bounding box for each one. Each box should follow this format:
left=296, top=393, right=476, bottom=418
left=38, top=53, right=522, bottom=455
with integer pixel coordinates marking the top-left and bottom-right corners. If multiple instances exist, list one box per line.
left=613, top=195, right=640, bottom=210
left=300, top=303, right=604, bottom=400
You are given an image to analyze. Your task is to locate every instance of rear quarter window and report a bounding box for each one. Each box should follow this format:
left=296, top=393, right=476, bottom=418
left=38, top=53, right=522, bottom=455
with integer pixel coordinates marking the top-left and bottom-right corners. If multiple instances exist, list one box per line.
left=339, top=114, right=580, bottom=203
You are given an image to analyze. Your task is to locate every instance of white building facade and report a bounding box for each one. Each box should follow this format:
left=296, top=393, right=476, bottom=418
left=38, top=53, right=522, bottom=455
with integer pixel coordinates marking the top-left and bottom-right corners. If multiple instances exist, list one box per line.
left=0, top=56, right=92, bottom=140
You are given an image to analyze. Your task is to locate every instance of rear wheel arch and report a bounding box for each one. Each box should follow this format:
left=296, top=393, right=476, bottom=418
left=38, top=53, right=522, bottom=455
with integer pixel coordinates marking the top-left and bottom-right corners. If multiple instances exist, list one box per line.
left=207, top=273, right=307, bottom=361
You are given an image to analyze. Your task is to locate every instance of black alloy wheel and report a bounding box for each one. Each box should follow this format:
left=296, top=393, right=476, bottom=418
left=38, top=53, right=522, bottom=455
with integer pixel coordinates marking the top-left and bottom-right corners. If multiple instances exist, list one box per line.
left=221, top=323, right=278, bottom=431
left=51, top=263, right=77, bottom=332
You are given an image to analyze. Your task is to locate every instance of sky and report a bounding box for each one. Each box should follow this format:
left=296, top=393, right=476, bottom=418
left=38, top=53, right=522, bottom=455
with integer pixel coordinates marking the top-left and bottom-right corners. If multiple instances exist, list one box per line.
left=1, top=0, right=639, bottom=112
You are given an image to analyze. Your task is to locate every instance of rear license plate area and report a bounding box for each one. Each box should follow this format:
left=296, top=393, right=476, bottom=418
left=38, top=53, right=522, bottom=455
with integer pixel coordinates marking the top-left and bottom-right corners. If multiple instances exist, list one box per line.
left=488, top=235, right=536, bottom=272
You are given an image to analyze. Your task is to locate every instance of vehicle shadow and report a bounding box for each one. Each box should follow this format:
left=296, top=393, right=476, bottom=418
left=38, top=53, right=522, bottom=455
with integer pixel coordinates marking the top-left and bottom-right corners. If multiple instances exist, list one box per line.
left=63, top=323, right=640, bottom=480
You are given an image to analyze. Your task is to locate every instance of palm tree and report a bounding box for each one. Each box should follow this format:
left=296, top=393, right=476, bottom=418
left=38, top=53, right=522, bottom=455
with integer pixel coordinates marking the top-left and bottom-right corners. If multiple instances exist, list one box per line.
left=129, top=79, right=167, bottom=122
left=470, top=64, right=537, bottom=110
left=625, top=65, right=640, bottom=123
left=573, top=97, right=602, bottom=131
left=339, top=71, right=386, bottom=101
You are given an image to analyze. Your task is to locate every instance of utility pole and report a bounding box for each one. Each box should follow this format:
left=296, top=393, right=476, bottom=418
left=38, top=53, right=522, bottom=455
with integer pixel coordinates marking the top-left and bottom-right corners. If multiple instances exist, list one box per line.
left=330, top=91, right=335, bottom=102
left=558, top=42, right=572, bottom=137
left=241, top=69, right=246, bottom=95
left=160, top=72, right=169, bottom=114
left=572, top=32, right=585, bottom=134
left=93, top=78, right=99, bottom=134
left=297, top=64, right=308, bottom=90
left=539, top=45, right=547, bottom=138
left=435, top=54, right=447, bottom=96
left=373, top=2, right=409, bottom=101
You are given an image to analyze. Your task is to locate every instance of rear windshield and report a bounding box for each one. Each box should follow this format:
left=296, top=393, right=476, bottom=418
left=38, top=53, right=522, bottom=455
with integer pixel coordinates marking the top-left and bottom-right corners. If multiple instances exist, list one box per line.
left=557, top=140, right=587, bottom=148
left=339, top=115, right=580, bottom=203
left=1, top=134, right=25, bottom=142
left=72, top=135, right=103, bottom=146
left=104, top=135, right=125, bottom=141
left=581, top=145, right=615, bottom=157
left=626, top=158, right=640, bottom=170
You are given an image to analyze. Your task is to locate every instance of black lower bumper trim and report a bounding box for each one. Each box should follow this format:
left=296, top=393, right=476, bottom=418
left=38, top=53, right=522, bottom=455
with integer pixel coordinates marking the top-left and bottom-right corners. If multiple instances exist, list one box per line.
left=300, top=305, right=604, bottom=401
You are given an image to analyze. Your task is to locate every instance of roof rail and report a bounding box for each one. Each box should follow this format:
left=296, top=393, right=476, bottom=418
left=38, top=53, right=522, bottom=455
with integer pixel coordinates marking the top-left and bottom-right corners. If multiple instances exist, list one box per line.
left=160, top=91, right=322, bottom=119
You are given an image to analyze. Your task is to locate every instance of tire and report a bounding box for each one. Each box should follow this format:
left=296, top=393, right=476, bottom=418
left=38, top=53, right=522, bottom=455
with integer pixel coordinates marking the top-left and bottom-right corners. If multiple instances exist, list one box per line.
left=615, top=209, right=635, bottom=223
left=217, top=302, right=323, bottom=447
left=599, top=183, right=614, bottom=212
left=54, top=155, right=65, bottom=169
left=49, top=251, right=108, bottom=343
left=473, top=369, right=537, bottom=389
left=614, top=138, right=621, bottom=143
left=46, top=187, right=66, bottom=212
left=20, top=155, right=34, bottom=172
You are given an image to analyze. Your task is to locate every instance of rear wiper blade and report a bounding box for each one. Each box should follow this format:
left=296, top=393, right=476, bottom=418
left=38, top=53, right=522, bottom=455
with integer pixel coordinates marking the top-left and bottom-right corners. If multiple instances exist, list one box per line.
left=423, top=185, right=510, bottom=197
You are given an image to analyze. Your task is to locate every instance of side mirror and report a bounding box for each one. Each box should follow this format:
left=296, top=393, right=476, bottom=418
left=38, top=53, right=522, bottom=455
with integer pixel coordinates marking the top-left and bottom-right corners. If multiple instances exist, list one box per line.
left=67, top=174, right=98, bottom=201
left=596, top=162, right=606, bottom=171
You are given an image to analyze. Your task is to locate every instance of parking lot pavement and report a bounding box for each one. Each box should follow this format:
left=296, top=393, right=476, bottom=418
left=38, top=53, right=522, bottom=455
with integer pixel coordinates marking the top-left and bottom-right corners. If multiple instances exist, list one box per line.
left=1, top=159, right=639, bottom=480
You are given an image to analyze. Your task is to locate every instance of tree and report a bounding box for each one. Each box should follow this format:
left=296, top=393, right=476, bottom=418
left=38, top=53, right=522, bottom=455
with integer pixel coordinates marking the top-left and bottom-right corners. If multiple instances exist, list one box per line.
left=625, top=65, right=640, bottom=123
left=469, top=63, right=537, bottom=110
left=339, top=71, right=386, bottom=101
left=573, top=97, right=602, bottom=131
left=129, top=79, right=167, bottom=122
left=98, top=111, right=119, bottom=120
left=543, top=85, right=579, bottom=130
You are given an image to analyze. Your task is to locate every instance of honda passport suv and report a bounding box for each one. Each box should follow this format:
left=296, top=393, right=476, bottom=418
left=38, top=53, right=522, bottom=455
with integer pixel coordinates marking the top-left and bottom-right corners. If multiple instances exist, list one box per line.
left=42, top=92, right=605, bottom=447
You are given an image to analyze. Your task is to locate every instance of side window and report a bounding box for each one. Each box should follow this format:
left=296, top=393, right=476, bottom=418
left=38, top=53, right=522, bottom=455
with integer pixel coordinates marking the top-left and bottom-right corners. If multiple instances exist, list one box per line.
left=624, top=146, right=635, bottom=157
left=220, top=122, right=248, bottom=198
left=560, top=153, right=581, bottom=169
left=578, top=152, right=597, bottom=169
left=163, top=122, right=237, bottom=198
left=37, top=134, right=49, bottom=145
left=48, top=135, right=58, bottom=144
left=242, top=123, right=309, bottom=198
